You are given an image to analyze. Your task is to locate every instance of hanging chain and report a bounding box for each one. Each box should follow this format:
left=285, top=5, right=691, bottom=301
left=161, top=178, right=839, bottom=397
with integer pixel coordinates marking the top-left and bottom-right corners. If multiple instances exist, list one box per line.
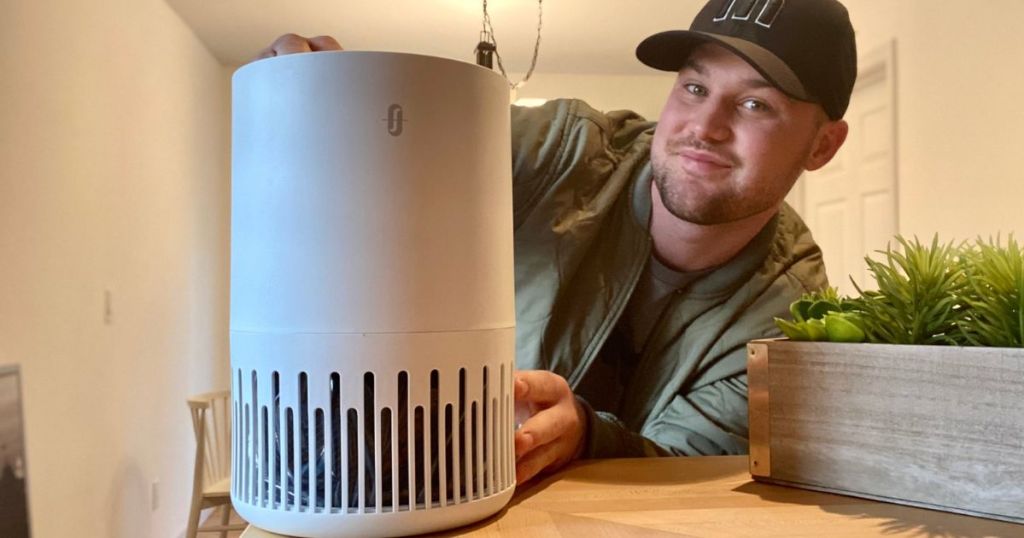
left=480, top=0, right=543, bottom=90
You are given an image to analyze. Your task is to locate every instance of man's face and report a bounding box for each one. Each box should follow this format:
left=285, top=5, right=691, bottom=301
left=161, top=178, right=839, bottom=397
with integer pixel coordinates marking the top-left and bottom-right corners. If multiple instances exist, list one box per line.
left=651, top=43, right=841, bottom=225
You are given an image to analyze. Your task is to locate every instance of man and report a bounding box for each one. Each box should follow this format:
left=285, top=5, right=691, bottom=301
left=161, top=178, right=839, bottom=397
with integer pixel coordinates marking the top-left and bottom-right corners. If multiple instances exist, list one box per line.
left=256, top=0, right=855, bottom=484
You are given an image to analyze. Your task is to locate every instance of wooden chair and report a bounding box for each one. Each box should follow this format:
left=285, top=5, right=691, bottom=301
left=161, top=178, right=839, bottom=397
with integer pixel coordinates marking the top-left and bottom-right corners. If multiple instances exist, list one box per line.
left=186, top=390, right=247, bottom=538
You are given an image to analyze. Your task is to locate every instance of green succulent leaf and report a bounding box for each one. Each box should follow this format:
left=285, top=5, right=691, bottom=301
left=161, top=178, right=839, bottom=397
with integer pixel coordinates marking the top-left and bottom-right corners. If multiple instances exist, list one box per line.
left=808, top=300, right=841, bottom=320
left=790, top=300, right=813, bottom=323
left=775, top=317, right=811, bottom=341
left=850, top=235, right=969, bottom=345
left=777, top=287, right=860, bottom=341
left=956, top=235, right=1024, bottom=347
left=804, top=318, right=828, bottom=341
left=825, top=313, right=866, bottom=343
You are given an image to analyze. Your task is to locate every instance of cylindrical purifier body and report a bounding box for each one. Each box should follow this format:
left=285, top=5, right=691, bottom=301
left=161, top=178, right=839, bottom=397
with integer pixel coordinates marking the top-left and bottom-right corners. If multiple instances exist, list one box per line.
left=230, top=51, right=515, bottom=538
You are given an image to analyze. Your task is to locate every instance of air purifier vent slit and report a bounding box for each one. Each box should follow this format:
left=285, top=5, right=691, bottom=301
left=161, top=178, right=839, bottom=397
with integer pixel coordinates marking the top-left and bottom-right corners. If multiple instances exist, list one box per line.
left=231, top=374, right=235, bottom=499
left=250, top=370, right=258, bottom=505
left=315, top=408, right=326, bottom=509
left=232, top=399, right=237, bottom=498
left=242, top=400, right=249, bottom=502
left=458, top=367, right=467, bottom=504
left=285, top=407, right=295, bottom=509
left=330, top=372, right=341, bottom=510
left=363, top=372, right=375, bottom=511
left=233, top=369, right=241, bottom=500
left=413, top=405, right=425, bottom=508
left=491, top=396, right=498, bottom=495
left=482, top=366, right=490, bottom=496
left=389, top=377, right=400, bottom=512
left=380, top=406, right=392, bottom=512
left=345, top=407, right=356, bottom=510
left=470, top=400, right=479, bottom=500
left=271, top=372, right=280, bottom=508
left=443, top=403, right=454, bottom=506
left=428, top=369, right=440, bottom=508
left=298, top=372, right=310, bottom=510
left=261, top=405, right=269, bottom=506
left=397, top=370, right=409, bottom=510
left=499, top=363, right=507, bottom=488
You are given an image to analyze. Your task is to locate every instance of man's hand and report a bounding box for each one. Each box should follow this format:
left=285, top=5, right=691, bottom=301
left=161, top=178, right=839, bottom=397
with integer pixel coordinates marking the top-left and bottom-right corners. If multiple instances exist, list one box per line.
left=514, top=370, right=588, bottom=484
left=254, top=34, right=343, bottom=61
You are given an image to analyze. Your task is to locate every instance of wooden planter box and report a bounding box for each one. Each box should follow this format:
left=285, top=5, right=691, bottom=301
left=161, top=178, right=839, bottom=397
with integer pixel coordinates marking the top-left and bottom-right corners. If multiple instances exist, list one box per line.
left=746, top=339, right=1024, bottom=524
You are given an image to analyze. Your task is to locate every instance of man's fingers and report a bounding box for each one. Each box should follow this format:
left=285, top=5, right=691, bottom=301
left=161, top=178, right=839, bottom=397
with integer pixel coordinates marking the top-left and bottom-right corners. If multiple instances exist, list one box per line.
left=308, top=35, right=344, bottom=51
left=250, top=34, right=343, bottom=64
left=514, top=377, right=528, bottom=399
left=512, top=370, right=586, bottom=484
left=515, top=438, right=563, bottom=484
left=515, top=404, right=574, bottom=455
left=514, top=370, right=570, bottom=406
left=271, top=33, right=314, bottom=55
left=514, top=429, right=532, bottom=457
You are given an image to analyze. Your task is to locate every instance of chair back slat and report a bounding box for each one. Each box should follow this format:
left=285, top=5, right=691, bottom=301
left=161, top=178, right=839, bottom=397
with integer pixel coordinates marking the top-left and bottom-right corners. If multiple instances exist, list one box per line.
left=188, top=390, right=232, bottom=490
left=209, top=393, right=231, bottom=482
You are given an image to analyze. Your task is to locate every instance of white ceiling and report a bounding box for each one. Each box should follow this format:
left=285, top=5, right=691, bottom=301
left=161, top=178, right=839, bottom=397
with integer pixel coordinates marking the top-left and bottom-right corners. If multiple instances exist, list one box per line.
left=165, top=0, right=704, bottom=74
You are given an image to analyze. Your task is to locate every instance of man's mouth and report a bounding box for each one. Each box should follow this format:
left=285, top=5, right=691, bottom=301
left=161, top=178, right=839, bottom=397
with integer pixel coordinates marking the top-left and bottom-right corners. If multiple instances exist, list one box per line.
left=678, top=148, right=732, bottom=166
left=674, top=148, right=734, bottom=174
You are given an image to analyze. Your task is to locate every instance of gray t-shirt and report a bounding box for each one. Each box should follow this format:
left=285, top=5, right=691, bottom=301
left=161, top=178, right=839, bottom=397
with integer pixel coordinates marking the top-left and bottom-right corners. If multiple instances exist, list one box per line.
left=622, top=255, right=713, bottom=354
left=577, top=253, right=714, bottom=416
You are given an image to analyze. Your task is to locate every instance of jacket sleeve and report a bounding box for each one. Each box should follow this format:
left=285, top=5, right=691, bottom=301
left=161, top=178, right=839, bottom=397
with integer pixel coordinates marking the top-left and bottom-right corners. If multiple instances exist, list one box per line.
left=509, top=100, right=654, bottom=230
left=509, top=100, right=579, bottom=230
left=579, top=372, right=750, bottom=458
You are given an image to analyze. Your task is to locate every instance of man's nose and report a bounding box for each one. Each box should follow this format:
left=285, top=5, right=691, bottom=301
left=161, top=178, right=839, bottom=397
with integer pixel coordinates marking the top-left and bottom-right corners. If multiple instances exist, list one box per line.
left=688, top=100, right=732, bottom=143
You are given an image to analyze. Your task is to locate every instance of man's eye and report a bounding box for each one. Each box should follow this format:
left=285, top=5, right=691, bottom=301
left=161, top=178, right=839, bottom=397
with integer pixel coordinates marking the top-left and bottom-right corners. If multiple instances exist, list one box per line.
left=684, top=83, right=708, bottom=97
left=741, top=99, right=771, bottom=112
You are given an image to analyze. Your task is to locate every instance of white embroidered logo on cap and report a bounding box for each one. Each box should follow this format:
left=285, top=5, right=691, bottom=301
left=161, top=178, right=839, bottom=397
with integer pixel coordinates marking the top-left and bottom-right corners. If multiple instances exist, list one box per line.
left=712, top=0, right=785, bottom=28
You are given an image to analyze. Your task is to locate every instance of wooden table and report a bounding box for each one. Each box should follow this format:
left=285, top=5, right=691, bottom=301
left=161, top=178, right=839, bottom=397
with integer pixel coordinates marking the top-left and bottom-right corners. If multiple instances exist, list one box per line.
left=241, top=456, right=1022, bottom=537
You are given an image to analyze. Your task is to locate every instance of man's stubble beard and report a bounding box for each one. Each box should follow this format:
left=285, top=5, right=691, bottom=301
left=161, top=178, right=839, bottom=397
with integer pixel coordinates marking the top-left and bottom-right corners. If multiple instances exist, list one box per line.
left=651, top=159, right=772, bottom=226
left=651, top=134, right=811, bottom=226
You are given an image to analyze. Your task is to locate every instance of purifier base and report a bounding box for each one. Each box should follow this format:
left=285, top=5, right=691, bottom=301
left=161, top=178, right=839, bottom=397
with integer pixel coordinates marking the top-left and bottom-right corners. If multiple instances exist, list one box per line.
left=237, top=485, right=515, bottom=538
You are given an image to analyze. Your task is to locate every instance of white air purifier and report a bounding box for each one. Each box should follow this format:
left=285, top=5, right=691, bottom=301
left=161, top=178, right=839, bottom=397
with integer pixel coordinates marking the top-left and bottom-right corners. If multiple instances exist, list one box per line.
left=230, top=51, right=516, bottom=538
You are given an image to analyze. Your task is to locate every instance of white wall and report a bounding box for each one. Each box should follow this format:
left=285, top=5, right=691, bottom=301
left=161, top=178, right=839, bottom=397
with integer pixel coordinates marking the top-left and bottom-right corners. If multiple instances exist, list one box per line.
left=846, top=0, right=1024, bottom=241
left=510, top=71, right=675, bottom=122
left=0, top=0, right=231, bottom=536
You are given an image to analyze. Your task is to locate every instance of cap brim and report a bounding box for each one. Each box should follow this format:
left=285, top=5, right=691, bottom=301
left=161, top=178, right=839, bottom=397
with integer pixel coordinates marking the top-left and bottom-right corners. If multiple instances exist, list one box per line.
left=636, top=30, right=810, bottom=101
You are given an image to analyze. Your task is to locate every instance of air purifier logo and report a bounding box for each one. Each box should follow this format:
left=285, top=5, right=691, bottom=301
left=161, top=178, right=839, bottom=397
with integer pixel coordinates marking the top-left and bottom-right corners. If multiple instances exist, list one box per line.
left=386, top=104, right=405, bottom=137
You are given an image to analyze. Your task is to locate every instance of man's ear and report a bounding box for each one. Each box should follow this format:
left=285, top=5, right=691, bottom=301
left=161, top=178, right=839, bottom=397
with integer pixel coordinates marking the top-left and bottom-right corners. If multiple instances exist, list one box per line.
left=805, top=119, right=849, bottom=171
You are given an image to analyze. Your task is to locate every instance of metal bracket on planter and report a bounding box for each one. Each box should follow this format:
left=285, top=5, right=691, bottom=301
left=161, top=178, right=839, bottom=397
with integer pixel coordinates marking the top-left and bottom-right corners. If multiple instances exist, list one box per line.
left=746, top=340, right=772, bottom=478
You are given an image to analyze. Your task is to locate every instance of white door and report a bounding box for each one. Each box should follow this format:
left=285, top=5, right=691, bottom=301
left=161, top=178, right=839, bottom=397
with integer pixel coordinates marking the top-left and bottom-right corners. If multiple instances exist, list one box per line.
left=799, top=41, right=898, bottom=296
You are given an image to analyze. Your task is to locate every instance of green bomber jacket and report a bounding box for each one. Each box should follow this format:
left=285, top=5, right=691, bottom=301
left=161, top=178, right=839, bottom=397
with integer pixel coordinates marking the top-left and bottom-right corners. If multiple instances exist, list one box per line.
left=510, top=98, right=828, bottom=458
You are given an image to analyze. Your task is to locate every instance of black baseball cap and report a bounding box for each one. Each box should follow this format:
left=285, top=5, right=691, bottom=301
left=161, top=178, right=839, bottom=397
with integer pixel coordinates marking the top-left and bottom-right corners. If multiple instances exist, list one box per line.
left=636, top=0, right=857, bottom=120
